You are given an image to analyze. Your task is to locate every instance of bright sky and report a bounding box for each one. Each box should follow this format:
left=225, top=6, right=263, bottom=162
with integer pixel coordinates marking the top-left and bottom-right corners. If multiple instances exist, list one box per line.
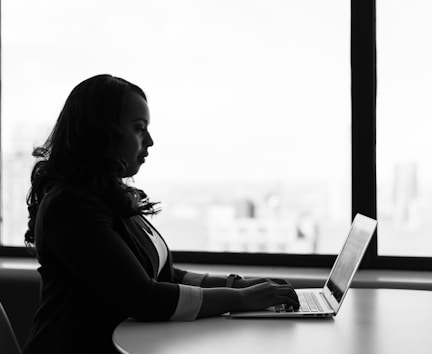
left=376, top=0, right=432, bottom=188
left=2, top=0, right=350, bottom=186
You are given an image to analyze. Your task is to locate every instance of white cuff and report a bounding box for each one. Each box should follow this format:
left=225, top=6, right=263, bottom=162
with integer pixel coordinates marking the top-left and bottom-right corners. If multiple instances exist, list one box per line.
left=170, top=285, right=203, bottom=321
left=182, top=271, right=208, bottom=286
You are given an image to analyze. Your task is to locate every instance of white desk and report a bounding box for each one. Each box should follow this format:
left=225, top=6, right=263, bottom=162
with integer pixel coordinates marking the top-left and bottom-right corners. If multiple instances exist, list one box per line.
left=113, top=289, right=431, bottom=354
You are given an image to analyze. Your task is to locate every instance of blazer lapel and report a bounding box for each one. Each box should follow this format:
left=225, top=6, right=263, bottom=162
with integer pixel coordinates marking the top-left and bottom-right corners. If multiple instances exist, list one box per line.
left=142, top=216, right=175, bottom=282
left=118, top=216, right=159, bottom=279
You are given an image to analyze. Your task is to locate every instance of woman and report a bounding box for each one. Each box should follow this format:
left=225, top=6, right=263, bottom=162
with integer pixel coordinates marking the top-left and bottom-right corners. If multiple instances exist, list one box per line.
left=23, top=74, right=299, bottom=354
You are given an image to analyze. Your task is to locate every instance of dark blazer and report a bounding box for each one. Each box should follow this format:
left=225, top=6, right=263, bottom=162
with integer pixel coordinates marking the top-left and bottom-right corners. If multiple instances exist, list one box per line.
left=23, top=186, right=187, bottom=354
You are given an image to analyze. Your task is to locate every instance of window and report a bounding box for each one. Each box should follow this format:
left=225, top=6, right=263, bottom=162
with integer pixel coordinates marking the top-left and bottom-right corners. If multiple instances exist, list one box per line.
left=376, top=0, right=432, bottom=257
left=1, top=0, right=350, bottom=256
left=1, top=0, right=431, bottom=270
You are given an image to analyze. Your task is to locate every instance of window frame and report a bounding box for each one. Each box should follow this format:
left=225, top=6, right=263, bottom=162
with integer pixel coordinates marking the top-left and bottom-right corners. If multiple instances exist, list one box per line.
left=0, top=0, right=431, bottom=271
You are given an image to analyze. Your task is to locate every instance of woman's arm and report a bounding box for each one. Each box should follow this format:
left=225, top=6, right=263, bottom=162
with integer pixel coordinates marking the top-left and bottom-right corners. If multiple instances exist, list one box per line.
left=197, top=282, right=299, bottom=318
left=177, top=269, right=299, bottom=317
left=41, top=190, right=181, bottom=320
left=178, top=269, right=296, bottom=290
left=197, top=288, right=242, bottom=317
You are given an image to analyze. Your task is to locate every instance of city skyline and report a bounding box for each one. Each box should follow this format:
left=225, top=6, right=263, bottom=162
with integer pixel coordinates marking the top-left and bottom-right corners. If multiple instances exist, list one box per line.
left=3, top=140, right=431, bottom=258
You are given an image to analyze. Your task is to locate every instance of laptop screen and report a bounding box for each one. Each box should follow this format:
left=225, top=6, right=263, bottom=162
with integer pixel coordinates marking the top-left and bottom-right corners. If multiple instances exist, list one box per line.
left=325, top=214, right=377, bottom=303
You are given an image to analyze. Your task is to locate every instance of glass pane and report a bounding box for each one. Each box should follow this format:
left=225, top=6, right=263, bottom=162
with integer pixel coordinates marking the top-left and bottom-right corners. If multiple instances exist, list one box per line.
left=1, top=0, right=350, bottom=254
left=377, top=0, right=432, bottom=256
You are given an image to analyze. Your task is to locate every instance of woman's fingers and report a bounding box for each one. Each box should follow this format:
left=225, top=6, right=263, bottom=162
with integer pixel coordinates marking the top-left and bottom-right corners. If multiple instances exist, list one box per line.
left=241, top=282, right=300, bottom=311
left=274, top=284, right=300, bottom=307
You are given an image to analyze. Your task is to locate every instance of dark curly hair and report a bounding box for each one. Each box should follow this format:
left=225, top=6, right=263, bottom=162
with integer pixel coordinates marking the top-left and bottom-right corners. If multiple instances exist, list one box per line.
left=25, top=74, right=159, bottom=247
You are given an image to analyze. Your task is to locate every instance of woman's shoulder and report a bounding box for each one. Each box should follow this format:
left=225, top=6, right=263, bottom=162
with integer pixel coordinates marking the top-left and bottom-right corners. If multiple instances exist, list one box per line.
left=41, top=183, right=111, bottom=212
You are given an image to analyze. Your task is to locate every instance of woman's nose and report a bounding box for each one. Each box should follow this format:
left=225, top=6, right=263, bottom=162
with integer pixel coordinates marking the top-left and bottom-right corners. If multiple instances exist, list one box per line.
left=146, top=132, right=154, bottom=147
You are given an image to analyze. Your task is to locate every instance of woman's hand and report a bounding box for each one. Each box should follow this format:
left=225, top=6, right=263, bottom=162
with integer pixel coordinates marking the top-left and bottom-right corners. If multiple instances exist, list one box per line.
left=238, top=281, right=299, bottom=312
left=197, top=278, right=299, bottom=318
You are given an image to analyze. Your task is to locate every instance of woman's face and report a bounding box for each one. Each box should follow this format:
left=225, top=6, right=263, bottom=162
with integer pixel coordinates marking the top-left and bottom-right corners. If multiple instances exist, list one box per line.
left=115, top=91, right=154, bottom=177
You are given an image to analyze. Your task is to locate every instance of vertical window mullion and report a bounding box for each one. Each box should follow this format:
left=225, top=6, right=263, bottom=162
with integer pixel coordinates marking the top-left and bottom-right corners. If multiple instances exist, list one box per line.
left=0, top=0, right=3, bottom=246
left=351, top=0, right=377, bottom=267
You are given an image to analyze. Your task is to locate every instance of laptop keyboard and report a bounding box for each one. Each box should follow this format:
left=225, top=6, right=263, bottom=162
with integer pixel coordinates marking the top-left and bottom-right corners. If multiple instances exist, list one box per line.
left=275, top=292, right=324, bottom=313
left=298, top=292, right=324, bottom=312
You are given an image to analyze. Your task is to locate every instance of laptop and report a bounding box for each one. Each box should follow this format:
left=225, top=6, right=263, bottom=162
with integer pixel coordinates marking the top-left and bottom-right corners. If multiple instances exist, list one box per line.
left=230, top=213, right=377, bottom=318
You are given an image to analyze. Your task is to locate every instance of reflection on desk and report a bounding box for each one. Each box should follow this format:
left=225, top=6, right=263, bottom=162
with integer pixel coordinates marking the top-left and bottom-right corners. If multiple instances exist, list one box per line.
left=113, top=289, right=431, bottom=354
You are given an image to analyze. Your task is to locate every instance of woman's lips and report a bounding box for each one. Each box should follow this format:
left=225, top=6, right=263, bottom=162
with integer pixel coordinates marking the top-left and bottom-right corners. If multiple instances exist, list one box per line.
left=138, top=153, right=148, bottom=162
